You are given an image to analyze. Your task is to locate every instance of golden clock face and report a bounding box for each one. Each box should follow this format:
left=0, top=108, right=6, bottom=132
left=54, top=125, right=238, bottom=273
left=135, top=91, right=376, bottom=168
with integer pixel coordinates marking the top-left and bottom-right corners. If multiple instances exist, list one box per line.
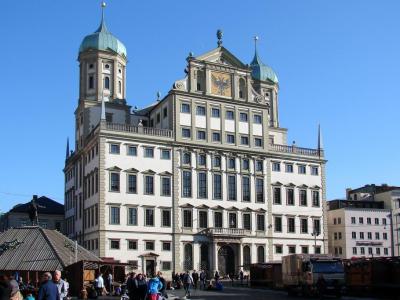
left=211, top=71, right=231, bottom=97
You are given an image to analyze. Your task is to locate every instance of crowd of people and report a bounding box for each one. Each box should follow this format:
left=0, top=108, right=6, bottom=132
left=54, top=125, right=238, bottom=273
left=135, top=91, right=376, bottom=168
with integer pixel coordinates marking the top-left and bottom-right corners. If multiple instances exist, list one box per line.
left=0, top=271, right=69, bottom=300
left=123, top=271, right=166, bottom=300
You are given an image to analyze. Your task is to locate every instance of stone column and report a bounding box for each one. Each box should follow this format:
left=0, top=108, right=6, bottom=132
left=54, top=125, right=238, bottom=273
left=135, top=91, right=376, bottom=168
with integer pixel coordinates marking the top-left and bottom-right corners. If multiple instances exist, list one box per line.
left=193, top=243, right=201, bottom=270
left=213, top=241, right=219, bottom=272
left=238, top=244, right=243, bottom=271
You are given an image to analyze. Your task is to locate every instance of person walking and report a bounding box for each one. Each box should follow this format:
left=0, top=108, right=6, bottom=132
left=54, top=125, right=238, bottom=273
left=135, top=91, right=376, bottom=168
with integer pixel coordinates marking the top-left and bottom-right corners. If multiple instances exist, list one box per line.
left=239, top=269, right=244, bottom=286
left=147, top=275, right=162, bottom=300
left=95, top=273, right=105, bottom=296
left=182, top=271, right=193, bottom=298
left=126, top=272, right=138, bottom=300
left=38, top=273, right=59, bottom=300
left=191, top=271, right=198, bottom=290
left=107, top=273, right=113, bottom=295
left=199, top=270, right=206, bottom=290
left=136, top=274, right=147, bottom=300
left=157, top=272, right=168, bottom=299
left=53, top=270, right=68, bottom=300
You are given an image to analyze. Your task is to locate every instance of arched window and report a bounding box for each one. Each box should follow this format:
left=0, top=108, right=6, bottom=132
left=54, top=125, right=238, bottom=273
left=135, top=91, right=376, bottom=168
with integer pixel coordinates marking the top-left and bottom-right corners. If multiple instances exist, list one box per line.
left=196, top=70, right=204, bottom=92
left=239, top=78, right=246, bottom=99
left=257, top=245, right=265, bottom=263
left=184, top=243, right=193, bottom=270
left=243, top=245, right=251, bottom=270
left=104, top=77, right=110, bottom=90
left=118, top=81, right=122, bottom=93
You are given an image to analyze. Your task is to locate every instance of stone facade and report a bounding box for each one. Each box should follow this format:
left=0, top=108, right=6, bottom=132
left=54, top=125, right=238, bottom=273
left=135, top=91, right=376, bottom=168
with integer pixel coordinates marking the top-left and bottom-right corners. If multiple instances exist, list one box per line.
left=64, top=12, right=327, bottom=279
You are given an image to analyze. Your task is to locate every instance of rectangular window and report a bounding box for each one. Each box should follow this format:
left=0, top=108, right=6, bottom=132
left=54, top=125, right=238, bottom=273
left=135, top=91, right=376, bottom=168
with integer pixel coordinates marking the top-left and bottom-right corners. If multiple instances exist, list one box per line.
left=162, top=241, right=171, bottom=251
left=375, top=218, right=379, bottom=225
left=110, top=240, right=120, bottom=249
left=254, top=138, right=262, bottom=147
left=213, top=174, right=222, bottom=199
left=144, top=147, right=154, bottom=158
left=182, top=171, right=192, bottom=197
left=352, top=232, right=356, bottom=239
left=256, top=178, right=264, bottom=203
left=240, top=136, right=249, bottom=145
left=243, top=213, right=251, bottom=230
left=127, top=174, right=137, bottom=193
left=313, top=219, right=321, bottom=235
left=110, top=173, right=120, bottom=192
left=368, top=247, right=373, bottom=255
left=273, top=187, right=281, bottom=204
left=376, top=248, right=381, bottom=255
left=212, top=132, right=221, bottom=142
left=183, top=152, right=191, bottom=165
left=312, top=191, right=320, bottom=207
left=300, top=218, right=308, bottom=233
left=162, top=261, right=171, bottom=270
left=145, top=241, right=155, bottom=250
left=272, top=162, right=281, bottom=172
left=257, top=214, right=265, bottom=231
left=240, top=112, right=248, bottom=122
left=127, top=207, right=137, bottom=225
left=302, top=246, right=309, bottom=254
left=275, top=245, right=283, bottom=254
left=368, top=232, right=372, bottom=239
left=375, top=232, right=380, bottom=240
left=161, top=149, right=171, bottom=160
left=226, top=110, right=234, bottom=120
left=360, top=247, right=365, bottom=255
left=367, top=218, right=371, bottom=224
left=226, top=134, right=235, bottom=144
left=181, top=103, right=190, bottom=113
left=360, top=232, right=364, bottom=239
left=196, top=106, right=206, bottom=116
left=229, top=213, right=237, bottom=228
left=110, top=206, right=120, bottom=225
left=253, top=114, right=262, bottom=124
left=198, top=154, right=206, bottom=166
left=298, top=165, right=306, bottom=174
left=383, top=218, right=387, bottom=225
left=162, top=210, right=171, bottom=227
left=183, top=210, right=193, bottom=228
left=242, top=159, right=249, bottom=170
left=110, top=144, right=120, bottom=154
left=242, top=176, right=251, bottom=202
left=156, top=113, right=160, bottom=123
left=274, top=216, right=282, bottom=232
left=163, top=107, right=168, bottom=118
left=128, top=240, right=137, bottom=250
left=144, top=175, right=154, bottom=195
left=89, top=75, right=94, bottom=89
left=384, top=248, right=388, bottom=255
left=161, top=177, right=171, bottom=196
left=228, top=175, right=237, bottom=201
left=213, top=156, right=221, bottom=168
left=145, top=208, right=154, bottom=226
left=285, top=163, right=293, bottom=173
left=256, top=160, right=263, bottom=172
left=300, top=190, right=307, bottom=206
left=383, top=232, right=388, bottom=240
left=311, top=166, right=319, bottom=175
left=211, top=108, right=220, bottom=118
left=127, top=145, right=137, bottom=156
left=199, top=211, right=208, bottom=228
left=198, top=172, right=207, bottom=199
left=182, top=128, right=191, bottom=138
left=214, top=212, right=223, bottom=228
left=228, top=158, right=236, bottom=169
left=288, top=217, right=295, bottom=233
left=287, top=189, right=295, bottom=205
left=288, top=246, right=296, bottom=254
left=353, top=247, right=357, bottom=255
left=359, top=217, right=364, bottom=224
left=351, top=217, right=356, bottom=224
left=197, top=130, right=206, bottom=140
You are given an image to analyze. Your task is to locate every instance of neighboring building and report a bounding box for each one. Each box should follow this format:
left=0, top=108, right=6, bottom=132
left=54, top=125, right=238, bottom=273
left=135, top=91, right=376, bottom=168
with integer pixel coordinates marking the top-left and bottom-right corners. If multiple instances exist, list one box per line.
left=0, top=195, right=64, bottom=232
left=328, top=199, right=391, bottom=258
left=64, top=5, right=327, bottom=277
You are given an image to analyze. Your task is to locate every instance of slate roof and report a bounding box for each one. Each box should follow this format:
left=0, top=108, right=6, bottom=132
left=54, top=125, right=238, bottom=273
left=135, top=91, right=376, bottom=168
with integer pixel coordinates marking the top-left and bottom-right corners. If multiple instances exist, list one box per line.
left=0, top=227, right=101, bottom=271
left=10, top=196, right=64, bottom=215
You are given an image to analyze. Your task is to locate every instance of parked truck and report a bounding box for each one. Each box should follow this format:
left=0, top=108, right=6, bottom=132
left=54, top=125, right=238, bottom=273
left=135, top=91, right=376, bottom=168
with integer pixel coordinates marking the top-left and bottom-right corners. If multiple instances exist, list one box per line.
left=282, top=254, right=345, bottom=297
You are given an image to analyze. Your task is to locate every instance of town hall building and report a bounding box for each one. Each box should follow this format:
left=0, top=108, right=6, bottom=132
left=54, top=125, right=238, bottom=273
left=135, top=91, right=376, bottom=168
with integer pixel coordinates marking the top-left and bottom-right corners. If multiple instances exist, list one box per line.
left=64, top=4, right=327, bottom=277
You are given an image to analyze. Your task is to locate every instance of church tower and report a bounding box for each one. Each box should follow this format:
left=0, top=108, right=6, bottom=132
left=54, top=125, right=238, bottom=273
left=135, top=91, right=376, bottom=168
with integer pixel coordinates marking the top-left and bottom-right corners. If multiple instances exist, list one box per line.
left=75, top=2, right=128, bottom=150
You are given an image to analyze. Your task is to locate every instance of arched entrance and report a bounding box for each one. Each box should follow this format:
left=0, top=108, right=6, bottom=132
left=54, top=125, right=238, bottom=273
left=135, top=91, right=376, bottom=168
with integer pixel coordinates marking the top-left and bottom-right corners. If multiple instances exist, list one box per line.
left=218, top=245, right=235, bottom=276
left=200, top=244, right=209, bottom=271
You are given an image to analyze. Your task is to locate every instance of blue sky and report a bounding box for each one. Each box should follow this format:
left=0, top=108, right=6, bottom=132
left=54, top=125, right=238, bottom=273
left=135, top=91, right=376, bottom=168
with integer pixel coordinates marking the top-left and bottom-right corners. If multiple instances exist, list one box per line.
left=0, top=0, right=399, bottom=212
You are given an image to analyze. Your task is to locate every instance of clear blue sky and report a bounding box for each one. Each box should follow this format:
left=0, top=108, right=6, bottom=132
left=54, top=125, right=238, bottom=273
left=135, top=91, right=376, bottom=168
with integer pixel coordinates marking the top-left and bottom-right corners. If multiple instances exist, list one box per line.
left=0, top=0, right=399, bottom=212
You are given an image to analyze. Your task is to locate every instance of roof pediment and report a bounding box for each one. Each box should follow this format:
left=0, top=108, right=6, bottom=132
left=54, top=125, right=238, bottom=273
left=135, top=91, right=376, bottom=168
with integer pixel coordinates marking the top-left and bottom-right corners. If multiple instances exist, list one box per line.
left=195, top=47, right=247, bottom=69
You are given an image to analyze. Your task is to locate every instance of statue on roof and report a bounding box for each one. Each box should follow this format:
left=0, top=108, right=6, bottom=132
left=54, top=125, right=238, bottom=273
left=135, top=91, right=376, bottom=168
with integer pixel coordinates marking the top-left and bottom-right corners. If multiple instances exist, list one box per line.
left=28, top=195, right=45, bottom=226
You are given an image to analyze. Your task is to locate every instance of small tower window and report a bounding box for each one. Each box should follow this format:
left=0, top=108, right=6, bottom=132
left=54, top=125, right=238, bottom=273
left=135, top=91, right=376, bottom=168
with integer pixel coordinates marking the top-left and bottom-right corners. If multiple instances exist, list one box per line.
left=239, top=78, right=246, bottom=99
left=118, top=81, right=122, bottom=93
left=118, top=69, right=122, bottom=74
left=104, top=77, right=110, bottom=90
left=196, top=70, right=204, bottom=92
left=105, top=64, right=110, bottom=69
left=89, top=76, right=94, bottom=89
left=89, top=64, right=94, bottom=69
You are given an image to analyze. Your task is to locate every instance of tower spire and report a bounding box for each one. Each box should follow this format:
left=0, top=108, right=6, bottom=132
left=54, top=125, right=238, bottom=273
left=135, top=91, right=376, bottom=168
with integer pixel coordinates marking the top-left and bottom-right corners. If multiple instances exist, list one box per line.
left=96, top=1, right=108, bottom=33
left=66, top=137, right=70, bottom=159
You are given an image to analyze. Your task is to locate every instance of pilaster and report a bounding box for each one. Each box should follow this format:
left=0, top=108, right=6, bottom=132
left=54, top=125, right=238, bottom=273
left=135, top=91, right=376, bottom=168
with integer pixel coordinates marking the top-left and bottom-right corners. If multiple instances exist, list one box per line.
left=172, top=147, right=182, bottom=272
left=98, top=136, right=106, bottom=257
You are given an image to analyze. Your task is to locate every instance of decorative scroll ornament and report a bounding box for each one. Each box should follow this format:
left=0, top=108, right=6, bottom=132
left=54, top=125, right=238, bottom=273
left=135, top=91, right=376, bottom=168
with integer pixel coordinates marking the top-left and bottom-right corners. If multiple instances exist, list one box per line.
left=173, top=77, right=188, bottom=91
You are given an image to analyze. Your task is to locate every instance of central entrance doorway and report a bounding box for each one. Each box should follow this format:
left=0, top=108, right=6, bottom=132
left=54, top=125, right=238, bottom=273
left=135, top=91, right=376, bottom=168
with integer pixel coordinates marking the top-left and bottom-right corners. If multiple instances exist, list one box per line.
left=218, top=245, right=235, bottom=276
left=145, top=260, right=155, bottom=277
